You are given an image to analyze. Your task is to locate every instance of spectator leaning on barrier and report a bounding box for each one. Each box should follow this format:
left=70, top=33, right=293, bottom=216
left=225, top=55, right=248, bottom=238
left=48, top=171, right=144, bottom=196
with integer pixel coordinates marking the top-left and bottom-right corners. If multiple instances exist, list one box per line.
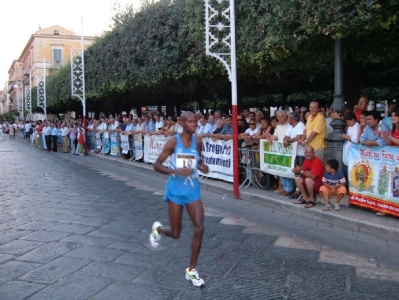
left=196, top=116, right=208, bottom=136
left=239, top=118, right=259, bottom=147
left=384, top=107, right=399, bottom=146
left=284, top=112, right=305, bottom=166
left=360, top=110, right=389, bottom=147
left=237, top=113, right=249, bottom=134
left=269, top=111, right=292, bottom=196
left=300, top=101, right=327, bottom=161
left=292, top=146, right=326, bottom=209
left=321, top=159, right=347, bottom=212
left=214, top=115, right=233, bottom=141
left=210, top=118, right=224, bottom=140
left=382, top=101, right=397, bottom=127
left=144, top=115, right=155, bottom=134
left=255, top=111, right=264, bottom=129
left=243, top=107, right=251, bottom=123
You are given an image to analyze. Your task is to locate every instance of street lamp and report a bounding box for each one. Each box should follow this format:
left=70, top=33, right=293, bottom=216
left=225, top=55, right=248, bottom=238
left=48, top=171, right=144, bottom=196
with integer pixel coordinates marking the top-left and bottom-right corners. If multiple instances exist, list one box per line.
left=13, top=79, right=24, bottom=121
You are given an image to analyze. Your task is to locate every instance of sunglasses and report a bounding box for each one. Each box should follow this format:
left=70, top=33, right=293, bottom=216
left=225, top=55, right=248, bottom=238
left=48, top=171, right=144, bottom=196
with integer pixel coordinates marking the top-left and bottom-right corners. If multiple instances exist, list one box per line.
left=250, top=123, right=256, bottom=125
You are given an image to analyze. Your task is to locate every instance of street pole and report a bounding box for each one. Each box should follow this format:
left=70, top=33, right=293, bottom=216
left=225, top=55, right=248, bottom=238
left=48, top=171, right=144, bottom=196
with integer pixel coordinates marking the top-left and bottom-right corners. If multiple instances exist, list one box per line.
left=71, top=17, right=87, bottom=155
left=325, top=38, right=346, bottom=172
left=205, top=0, right=240, bottom=198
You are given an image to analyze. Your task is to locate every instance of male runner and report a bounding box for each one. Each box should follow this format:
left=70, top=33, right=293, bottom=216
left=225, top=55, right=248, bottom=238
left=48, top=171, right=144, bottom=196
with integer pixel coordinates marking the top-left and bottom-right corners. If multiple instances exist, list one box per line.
left=150, top=111, right=209, bottom=287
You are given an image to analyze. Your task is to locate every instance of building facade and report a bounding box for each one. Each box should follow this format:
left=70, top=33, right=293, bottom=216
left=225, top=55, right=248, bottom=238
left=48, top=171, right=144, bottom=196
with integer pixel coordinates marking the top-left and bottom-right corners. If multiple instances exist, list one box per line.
left=1, top=25, right=96, bottom=119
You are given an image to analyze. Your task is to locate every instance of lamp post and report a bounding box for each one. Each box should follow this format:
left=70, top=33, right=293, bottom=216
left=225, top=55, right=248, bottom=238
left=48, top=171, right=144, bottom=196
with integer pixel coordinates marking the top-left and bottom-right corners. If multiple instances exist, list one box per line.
left=13, top=79, right=24, bottom=121
left=205, top=0, right=239, bottom=198
left=325, top=38, right=346, bottom=172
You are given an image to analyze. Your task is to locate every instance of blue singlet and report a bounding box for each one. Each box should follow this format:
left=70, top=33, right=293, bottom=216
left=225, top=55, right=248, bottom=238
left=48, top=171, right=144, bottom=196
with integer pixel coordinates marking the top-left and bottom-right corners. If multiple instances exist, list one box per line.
left=164, top=134, right=201, bottom=205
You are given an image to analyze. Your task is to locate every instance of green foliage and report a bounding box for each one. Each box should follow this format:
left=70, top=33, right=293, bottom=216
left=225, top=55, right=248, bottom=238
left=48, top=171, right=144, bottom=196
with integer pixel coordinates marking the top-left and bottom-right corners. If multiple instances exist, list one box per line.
left=42, top=0, right=399, bottom=115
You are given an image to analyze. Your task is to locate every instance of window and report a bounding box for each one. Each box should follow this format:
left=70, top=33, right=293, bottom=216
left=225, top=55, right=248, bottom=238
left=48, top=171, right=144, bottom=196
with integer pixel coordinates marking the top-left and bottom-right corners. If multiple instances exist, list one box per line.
left=52, top=48, right=63, bottom=67
left=54, top=29, right=59, bottom=35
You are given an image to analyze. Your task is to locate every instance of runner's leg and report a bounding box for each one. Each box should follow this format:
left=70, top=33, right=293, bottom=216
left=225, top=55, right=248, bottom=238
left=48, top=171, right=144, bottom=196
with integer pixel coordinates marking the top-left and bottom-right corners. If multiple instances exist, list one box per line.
left=185, top=199, right=204, bottom=270
left=158, top=200, right=183, bottom=239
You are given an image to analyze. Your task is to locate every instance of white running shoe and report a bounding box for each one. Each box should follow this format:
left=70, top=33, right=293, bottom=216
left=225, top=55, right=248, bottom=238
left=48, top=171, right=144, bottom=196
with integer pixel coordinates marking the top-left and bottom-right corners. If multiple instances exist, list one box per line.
left=185, top=268, right=205, bottom=287
left=149, top=221, right=162, bottom=247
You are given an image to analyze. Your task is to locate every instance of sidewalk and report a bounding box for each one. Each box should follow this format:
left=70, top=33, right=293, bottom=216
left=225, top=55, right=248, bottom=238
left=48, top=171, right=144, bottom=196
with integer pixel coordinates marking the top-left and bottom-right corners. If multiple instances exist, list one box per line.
left=90, top=152, right=399, bottom=241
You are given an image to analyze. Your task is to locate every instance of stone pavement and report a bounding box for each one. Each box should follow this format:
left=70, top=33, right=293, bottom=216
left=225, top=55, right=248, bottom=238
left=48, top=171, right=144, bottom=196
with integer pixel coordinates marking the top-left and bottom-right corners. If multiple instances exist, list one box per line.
left=1, top=137, right=399, bottom=299
left=91, top=147, right=399, bottom=241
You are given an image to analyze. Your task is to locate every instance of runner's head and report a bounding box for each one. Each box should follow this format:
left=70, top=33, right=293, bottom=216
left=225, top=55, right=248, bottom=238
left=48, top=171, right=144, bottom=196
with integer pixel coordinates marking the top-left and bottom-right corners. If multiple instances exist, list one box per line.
left=180, top=111, right=197, bottom=134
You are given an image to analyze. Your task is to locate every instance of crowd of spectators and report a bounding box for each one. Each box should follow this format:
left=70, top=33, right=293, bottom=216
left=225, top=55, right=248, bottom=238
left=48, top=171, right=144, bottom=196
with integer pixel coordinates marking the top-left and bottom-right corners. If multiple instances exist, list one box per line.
left=2, top=97, right=397, bottom=215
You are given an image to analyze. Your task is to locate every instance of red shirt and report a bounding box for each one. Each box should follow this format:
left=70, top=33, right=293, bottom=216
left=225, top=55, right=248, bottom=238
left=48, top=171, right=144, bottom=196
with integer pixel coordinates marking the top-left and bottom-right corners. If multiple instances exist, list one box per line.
left=38, top=124, right=43, bottom=134
left=302, top=156, right=325, bottom=183
left=392, top=130, right=399, bottom=146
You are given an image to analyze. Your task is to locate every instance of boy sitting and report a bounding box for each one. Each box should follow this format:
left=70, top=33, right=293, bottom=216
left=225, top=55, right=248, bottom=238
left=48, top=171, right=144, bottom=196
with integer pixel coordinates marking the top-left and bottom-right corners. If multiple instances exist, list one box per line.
left=320, top=159, right=347, bottom=211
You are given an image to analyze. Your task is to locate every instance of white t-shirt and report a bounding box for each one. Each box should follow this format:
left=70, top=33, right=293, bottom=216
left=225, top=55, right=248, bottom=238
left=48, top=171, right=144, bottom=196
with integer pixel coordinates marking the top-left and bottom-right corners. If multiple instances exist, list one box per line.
left=343, top=122, right=360, bottom=166
left=273, top=122, right=290, bottom=141
left=286, top=121, right=305, bottom=156
left=245, top=127, right=259, bottom=135
left=155, top=121, right=164, bottom=131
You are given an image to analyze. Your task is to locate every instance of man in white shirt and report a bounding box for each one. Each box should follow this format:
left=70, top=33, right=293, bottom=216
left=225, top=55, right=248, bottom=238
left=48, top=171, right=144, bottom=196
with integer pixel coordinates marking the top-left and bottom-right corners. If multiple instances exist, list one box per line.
left=153, top=114, right=164, bottom=135
left=196, top=116, right=208, bottom=136
left=24, top=121, right=31, bottom=141
left=43, top=122, right=52, bottom=151
left=61, top=123, right=69, bottom=153
left=269, top=111, right=291, bottom=195
left=284, top=112, right=305, bottom=165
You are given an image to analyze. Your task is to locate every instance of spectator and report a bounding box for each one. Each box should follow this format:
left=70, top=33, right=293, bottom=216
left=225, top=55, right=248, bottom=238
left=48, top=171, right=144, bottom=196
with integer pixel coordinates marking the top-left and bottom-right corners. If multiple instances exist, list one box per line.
left=144, top=115, right=155, bottom=133
left=292, top=146, right=325, bottom=208
left=300, top=101, right=327, bottom=161
left=255, top=111, right=264, bottom=129
left=243, top=108, right=251, bottom=123
left=269, top=111, right=291, bottom=195
left=284, top=112, right=305, bottom=166
left=265, top=116, right=277, bottom=138
left=382, top=101, right=397, bottom=127
left=237, top=114, right=248, bottom=134
left=354, top=96, right=369, bottom=122
left=383, top=107, right=399, bottom=146
left=252, top=118, right=272, bottom=141
left=239, top=119, right=259, bottom=147
left=196, top=116, right=208, bottom=136
left=342, top=111, right=360, bottom=179
left=360, top=110, right=389, bottom=147
left=321, top=159, right=347, bottom=211
left=51, top=123, right=58, bottom=152
left=356, top=111, right=368, bottom=144
left=214, top=115, right=233, bottom=141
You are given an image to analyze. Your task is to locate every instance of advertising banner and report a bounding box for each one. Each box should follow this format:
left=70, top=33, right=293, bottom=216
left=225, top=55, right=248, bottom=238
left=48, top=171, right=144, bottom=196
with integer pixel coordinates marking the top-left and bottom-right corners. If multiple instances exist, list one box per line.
left=144, top=134, right=170, bottom=165
left=199, top=137, right=233, bottom=182
left=110, top=132, right=119, bottom=156
left=259, top=140, right=297, bottom=179
left=349, top=144, right=399, bottom=217
left=95, top=133, right=102, bottom=150
left=120, top=134, right=129, bottom=154
left=134, top=134, right=143, bottom=160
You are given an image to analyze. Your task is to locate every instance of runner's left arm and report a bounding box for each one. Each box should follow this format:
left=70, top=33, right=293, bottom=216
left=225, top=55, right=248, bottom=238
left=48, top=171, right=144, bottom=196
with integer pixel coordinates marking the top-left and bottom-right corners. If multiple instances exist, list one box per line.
left=196, top=137, right=209, bottom=174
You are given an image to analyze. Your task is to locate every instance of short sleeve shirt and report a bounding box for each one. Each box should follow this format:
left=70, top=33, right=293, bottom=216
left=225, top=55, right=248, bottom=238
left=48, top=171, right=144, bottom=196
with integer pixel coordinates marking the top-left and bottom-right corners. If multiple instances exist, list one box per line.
left=302, top=156, right=325, bottom=183
left=306, top=113, right=327, bottom=150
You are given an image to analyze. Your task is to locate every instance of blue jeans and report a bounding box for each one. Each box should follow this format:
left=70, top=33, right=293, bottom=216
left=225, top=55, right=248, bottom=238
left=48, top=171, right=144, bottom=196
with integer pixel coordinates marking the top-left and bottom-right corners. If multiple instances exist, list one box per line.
left=281, top=176, right=295, bottom=193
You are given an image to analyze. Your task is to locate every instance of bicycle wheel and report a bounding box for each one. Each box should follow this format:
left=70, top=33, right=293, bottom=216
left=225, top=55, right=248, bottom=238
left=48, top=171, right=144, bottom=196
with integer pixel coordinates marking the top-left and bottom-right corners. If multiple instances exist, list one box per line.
left=252, top=169, right=271, bottom=190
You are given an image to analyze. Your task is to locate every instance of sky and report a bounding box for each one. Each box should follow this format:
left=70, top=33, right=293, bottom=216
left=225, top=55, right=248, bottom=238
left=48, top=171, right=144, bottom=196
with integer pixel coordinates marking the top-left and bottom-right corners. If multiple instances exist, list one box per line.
left=0, top=0, right=142, bottom=86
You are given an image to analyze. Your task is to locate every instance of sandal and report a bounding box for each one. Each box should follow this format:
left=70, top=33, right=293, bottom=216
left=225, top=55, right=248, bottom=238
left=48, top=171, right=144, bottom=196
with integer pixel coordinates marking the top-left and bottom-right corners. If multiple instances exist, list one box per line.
left=294, top=199, right=307, bottom=204
left=305, top=201, right=316, bottom=209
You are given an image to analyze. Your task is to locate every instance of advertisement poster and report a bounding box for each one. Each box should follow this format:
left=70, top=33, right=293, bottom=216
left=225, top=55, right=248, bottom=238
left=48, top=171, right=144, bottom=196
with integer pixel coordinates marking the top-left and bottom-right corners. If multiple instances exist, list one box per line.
left=144, top=134, right=170, bottom=165
left=95, top=133, right=102, bottom=150
left=199, top=137, right=233, bottom=182
left=120, top=134, right=129, bottom=154
left=134, top=134, right=143, bottom=160
left=110, top=132, right=119, bottom=156
left=259, top=140, right=297, bottom=179
left=349, top=143, right=399, bottom=217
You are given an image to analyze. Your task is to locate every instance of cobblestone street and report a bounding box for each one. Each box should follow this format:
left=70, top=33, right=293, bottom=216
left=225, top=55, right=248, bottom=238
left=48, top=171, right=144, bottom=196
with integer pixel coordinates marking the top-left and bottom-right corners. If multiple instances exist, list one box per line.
left=1, top=137, right=399, bottom=299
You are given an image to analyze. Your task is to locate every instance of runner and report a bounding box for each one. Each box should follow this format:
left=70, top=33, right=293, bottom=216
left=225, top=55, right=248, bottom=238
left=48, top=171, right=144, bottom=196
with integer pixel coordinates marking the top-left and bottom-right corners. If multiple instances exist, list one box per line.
left=150, top=111, right=209, bottom=287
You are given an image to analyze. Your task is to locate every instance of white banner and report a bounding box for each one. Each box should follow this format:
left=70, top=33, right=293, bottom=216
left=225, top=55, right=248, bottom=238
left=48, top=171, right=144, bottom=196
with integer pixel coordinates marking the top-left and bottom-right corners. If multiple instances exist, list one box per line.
left=199, top=137, right=233, bottom=182
left=120, top=134, right=129, bottom=154
left=259, top=140, right=297, bottom=179
left=95, top=133, right=102, bottom=149
left=134, top=134, right=143, bottom=160
left=144, top=134, right=170, bottom=165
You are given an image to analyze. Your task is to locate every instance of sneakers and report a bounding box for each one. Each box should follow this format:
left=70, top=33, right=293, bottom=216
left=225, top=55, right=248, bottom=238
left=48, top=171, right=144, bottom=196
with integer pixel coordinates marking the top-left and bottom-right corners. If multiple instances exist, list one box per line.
left=185, top=268, right=204, bottom=287
left=334, top=202, right=340, bottom=211
left=149, top=221, right=162, bottom=247
left=323, top=203, right=333, bottom=211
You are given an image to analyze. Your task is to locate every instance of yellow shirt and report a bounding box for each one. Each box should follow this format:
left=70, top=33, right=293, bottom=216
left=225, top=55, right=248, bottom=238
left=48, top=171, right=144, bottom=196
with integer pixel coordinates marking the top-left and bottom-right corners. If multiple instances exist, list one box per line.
left=306, top=113, right=326, bottom=150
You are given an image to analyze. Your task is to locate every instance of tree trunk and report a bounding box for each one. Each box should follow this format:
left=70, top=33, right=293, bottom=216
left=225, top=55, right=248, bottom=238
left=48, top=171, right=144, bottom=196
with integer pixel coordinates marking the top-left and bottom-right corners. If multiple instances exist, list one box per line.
left=166, top=103, right=174, bottom=117
left=175, top=102, right=182, bottom=117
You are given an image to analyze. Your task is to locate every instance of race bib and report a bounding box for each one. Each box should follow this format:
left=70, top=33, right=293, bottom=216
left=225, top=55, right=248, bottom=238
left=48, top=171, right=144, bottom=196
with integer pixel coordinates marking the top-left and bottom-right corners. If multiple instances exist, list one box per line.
left=176, top=154, right=197, bottom=169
